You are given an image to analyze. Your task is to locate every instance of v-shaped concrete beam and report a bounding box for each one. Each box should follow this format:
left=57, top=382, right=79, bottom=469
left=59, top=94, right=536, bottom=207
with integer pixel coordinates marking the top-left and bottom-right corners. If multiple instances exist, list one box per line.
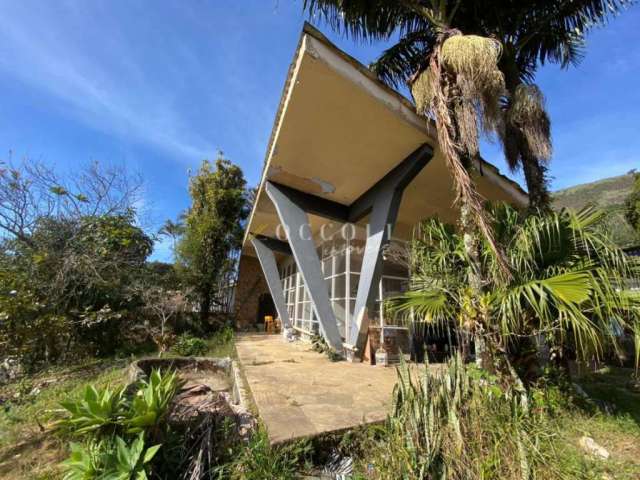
left=265, top=181, right=344, bottom=351
left=261, top=143, right=433, bottom=358
left=251, top=236, right=292, bottom=330
left=346, top=144, right=433, bottom=359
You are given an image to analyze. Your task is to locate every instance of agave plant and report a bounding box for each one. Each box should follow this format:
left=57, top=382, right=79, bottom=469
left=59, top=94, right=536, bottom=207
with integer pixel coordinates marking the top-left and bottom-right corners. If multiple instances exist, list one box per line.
left=126, top=369, right=183, bottom=434
left=58, top=385, right=127, bottom=436
left=62, top=440, right=104, bottom=480
left=61, top=433, right=160, bottom=480
left=393, top=205, right=640, bottom=377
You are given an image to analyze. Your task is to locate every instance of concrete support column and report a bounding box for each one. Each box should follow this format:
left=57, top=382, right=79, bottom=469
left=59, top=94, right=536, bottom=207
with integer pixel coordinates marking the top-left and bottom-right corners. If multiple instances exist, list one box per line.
left=251, top=237, right=291, bottom=330
left=346, top=189, right=402, bottom=360
left=265, top=181, right=343, bottom=352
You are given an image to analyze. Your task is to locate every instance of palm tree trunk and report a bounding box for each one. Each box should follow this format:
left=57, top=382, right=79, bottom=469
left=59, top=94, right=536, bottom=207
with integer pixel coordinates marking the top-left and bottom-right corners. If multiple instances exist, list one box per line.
left=502, top=59, right=552, bottom=213
left=520, top=145, right=551, bottom=213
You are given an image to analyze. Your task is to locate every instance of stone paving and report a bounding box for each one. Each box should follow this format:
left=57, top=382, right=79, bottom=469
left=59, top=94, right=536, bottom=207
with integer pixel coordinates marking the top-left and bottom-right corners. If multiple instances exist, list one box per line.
left=235, top=333, right=413, bottom=444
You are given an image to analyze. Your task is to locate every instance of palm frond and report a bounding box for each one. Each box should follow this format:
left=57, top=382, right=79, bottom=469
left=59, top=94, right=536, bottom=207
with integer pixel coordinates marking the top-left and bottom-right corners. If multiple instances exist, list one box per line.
left=303, top=0, right=424, bottom=42
left=370, top=30, right=436, bottom=88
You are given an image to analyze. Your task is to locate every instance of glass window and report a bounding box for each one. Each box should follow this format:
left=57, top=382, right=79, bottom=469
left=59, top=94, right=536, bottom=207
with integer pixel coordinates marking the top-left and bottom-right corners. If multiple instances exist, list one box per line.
left=350, top=240, right=364, bottom=272
left=303, top=302, right=312, bottom=320
left=334, top=274, right=346, bottom=298
left=333, top=238, right=347, bottom=254
left=334, top=251, right=346, bottom=275
left=322, top=257, right=333, bottom=276
left=349, top=273, right=360, bottom=297
left=383, top=278, right=406, bottom=296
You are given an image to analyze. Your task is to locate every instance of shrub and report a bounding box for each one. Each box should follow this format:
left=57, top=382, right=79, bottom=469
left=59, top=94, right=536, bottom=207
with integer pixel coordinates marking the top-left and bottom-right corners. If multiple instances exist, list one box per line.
left=58, top=369, right=181, bottom=478
left=58, top=385, right=126, bottom=436
left=310, top=334, right=342, bottom=362
left=172, top=333, right=208, bottom=357
left=62, top=433, right=160, bottom=480
left=365, top=354, right=542, bottom=479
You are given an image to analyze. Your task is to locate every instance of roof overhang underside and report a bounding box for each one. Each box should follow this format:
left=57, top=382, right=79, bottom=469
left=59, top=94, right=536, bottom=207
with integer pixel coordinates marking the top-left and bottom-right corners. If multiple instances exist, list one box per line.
left=242, top=25, right=527, bottom=258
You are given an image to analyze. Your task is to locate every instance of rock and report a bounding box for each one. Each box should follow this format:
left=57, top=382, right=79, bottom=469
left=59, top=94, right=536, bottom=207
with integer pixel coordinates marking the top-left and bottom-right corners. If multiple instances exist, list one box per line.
left=578, top=436, right=610, bottom=460
left=0, top=357, right=23, bottom=385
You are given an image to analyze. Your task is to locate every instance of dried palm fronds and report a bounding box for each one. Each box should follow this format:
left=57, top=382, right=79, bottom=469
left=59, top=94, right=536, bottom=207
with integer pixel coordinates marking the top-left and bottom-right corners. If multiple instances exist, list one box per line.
left=506, top=84, right=552, bottom=162
left=440, top=35, right=503, bottom=92
left=442, top=35, right=505, bottom=157
left=411, top=67, right=437, bottom=116
left=410, top=31, right=510, bottom=276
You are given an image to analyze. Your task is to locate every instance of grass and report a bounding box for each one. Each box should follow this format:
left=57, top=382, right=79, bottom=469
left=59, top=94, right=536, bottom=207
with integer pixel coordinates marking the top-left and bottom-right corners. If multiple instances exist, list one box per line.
left=0, top=357, right=132, bottom=480
left=1, top=339, right=639, bottom=479
left=205, top=327, right=237, bottom=358
left=0, top=329, right=237, bottom=480
left=336, top=365, right=640, bottom=479
left=548, top=367, right=640, bottom=479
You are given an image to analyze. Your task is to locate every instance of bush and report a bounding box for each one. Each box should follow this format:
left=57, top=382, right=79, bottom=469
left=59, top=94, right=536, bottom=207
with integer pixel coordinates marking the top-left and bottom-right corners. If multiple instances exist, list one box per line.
left=57, top=369, right=182, bottom=479
left=172, top=333, right=208, bottom=357
left=310, top=334, right=342, bottom=362
left=62, top=433, right=160, bottom=480
left=365, top=354, right=542, bottom=479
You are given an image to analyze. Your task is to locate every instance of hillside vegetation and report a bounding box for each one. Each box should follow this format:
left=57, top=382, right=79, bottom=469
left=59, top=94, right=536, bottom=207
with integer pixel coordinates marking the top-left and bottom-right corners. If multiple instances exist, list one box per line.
left=553, top=172, right=639, bottom=247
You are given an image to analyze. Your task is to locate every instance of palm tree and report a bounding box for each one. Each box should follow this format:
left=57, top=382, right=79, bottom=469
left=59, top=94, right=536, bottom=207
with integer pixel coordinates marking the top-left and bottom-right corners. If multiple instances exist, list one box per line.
left=158, top=218, right=185, bottom=258
left=393, top=204, right=640, bottom=382
left=303, top=0, right=628, bottom=212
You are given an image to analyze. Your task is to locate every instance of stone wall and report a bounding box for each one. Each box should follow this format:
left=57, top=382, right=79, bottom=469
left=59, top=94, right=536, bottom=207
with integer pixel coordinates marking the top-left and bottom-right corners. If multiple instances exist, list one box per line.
left=234, top=254, right=270, bottom=329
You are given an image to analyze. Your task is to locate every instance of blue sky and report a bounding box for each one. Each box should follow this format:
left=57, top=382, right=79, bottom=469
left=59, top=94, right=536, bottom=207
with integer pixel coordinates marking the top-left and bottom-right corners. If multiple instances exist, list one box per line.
left=1, top=1, right=638, bottom=262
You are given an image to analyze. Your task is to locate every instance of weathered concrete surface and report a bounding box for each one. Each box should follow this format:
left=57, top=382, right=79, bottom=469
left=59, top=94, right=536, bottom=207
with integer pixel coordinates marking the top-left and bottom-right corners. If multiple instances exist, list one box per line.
left=235, top=333, right=413, bottom=444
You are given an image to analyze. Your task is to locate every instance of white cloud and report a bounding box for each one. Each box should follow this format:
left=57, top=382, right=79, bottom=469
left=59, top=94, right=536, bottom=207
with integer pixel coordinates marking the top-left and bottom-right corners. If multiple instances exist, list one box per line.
left=0, top=2, right=216, bottom=162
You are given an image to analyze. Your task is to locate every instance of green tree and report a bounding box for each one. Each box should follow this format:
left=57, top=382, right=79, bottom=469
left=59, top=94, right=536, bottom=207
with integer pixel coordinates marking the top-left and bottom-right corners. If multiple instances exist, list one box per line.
left=393, top=205, right=640, bottom=385
left=177, top=155, right=249, bottom=325
left=1, top=213, right=153, bottom=364
left=0, top=159, right=152, bottom=365
left=303, top=0, right=627, bottom=212
left=625, top=172, right=640, bottom=237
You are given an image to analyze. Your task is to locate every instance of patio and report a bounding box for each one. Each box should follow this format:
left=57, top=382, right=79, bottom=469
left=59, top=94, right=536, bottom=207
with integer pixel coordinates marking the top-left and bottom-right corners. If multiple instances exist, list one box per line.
left=235, top=333, right=419, bottom=444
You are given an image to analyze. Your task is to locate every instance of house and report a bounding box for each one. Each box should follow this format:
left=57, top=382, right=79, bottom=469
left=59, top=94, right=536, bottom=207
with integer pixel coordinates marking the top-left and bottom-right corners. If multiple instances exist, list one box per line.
left=233, top=24, right=527, bottom=364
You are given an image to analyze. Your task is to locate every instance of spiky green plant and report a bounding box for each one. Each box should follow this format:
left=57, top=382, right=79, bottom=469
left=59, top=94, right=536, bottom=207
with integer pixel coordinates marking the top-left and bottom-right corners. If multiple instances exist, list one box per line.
left=370, top=354, right=536, bottom=479
left=126, top=369, right=183, bottom=434
left=392, top=204, right=640, bottom=377
left=58, top=385, right=127, bottom=436
left=61, top=433, right=161, bottom=480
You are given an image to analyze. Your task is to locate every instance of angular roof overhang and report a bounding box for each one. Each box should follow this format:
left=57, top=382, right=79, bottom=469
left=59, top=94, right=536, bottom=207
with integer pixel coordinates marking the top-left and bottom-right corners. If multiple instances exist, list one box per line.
left=242, top=24, right=527, bottom=257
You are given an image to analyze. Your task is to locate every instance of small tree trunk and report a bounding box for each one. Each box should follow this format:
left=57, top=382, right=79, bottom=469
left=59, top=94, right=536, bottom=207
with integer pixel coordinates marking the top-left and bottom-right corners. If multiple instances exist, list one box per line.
left=199, top=287, right=211, bottom=325
left=520, top=143, right=551, bottom=213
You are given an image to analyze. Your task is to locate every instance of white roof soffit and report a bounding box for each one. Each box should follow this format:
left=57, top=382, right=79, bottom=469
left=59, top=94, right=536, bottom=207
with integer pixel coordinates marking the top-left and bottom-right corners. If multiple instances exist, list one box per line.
left=242, top=25, right=528, bottom=255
